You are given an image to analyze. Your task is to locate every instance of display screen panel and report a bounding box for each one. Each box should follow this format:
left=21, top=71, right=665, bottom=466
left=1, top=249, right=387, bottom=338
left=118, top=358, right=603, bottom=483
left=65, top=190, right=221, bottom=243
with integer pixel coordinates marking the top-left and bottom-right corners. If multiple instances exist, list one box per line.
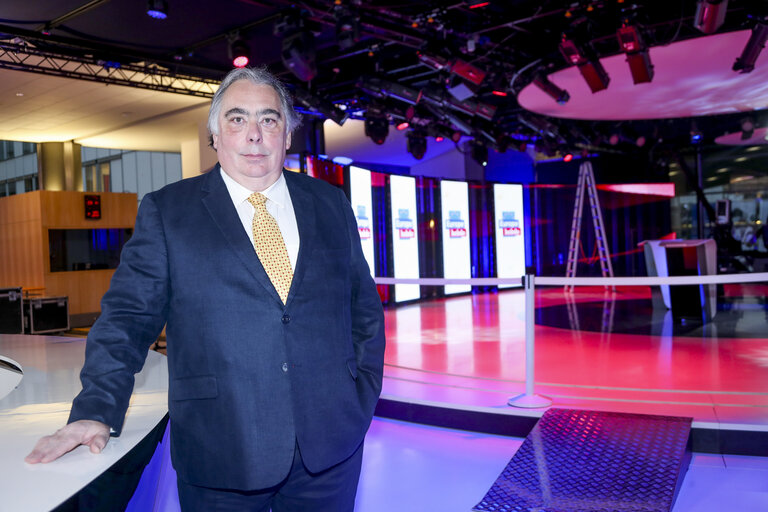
left=440, top=180, right=471, bottom=295
left=49, top=228, right=133, bottom=273
left=389, top=175, right=420, bottom=302
left=349, top=166, right=375, bottom=276
left=493, top=183, right=525, bottom=288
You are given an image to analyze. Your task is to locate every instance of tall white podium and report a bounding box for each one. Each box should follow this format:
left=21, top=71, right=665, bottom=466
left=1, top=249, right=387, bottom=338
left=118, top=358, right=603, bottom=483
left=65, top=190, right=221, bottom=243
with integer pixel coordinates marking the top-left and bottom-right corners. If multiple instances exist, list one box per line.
left=642, top=239, right=717, bottom=321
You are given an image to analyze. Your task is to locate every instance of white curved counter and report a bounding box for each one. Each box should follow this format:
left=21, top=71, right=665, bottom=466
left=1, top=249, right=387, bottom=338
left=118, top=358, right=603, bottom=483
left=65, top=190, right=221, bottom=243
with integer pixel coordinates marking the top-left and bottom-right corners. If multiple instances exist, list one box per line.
left=0, top=334, right=168, bottom=511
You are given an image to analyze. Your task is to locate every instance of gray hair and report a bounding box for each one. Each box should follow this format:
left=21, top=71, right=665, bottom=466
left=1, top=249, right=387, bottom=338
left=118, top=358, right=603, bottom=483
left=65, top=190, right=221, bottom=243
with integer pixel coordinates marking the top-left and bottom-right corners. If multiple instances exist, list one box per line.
left=207, top=66, right=302, bottom=145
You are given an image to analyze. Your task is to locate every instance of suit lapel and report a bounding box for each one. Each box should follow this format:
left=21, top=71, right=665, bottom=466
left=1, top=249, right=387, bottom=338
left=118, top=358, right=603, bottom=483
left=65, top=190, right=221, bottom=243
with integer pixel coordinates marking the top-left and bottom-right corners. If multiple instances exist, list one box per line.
left=284, top=171, right=317, bottom=305
left=200, top=166, right=282, bottom=303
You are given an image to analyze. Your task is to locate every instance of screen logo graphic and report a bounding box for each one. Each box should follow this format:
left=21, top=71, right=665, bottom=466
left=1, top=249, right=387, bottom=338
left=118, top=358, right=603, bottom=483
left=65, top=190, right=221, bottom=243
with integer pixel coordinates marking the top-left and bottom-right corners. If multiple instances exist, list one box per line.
left=445, top=210, right=467, bottom=238
left=395, top=208, right=415, bottom=239
left=499, top=211, right=521, bottom=237
left=355, top=205, right=371, bottom=239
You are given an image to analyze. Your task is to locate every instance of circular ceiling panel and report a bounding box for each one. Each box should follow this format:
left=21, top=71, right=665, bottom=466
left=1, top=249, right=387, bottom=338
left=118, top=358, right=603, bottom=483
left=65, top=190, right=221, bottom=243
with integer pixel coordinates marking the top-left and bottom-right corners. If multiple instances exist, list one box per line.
left=518, top=30, right=768, bottom=121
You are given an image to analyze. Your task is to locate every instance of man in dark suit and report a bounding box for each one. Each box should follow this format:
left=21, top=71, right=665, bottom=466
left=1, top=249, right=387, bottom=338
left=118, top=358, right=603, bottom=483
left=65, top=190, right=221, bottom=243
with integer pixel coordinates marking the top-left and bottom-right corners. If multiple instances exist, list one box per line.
left=26, top=66, right=386, bottom=511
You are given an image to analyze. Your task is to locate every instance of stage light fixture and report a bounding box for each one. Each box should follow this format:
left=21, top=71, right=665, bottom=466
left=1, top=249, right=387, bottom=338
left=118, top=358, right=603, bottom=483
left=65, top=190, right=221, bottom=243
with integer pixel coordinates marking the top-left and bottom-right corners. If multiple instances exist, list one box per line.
left=407, top=131, right=427, bottom=160
left=470, top=141, right=488, bottom=167
left=396, top=122, right=409, bottom=131
left=741, top=117, right=755, bottom=140
left=293, top=89, right=349, bottom=126
left=617, top=25, right=654, bottom=84
left=282, top=30, right=317, bottom=81
left=364, top=106, right=389, bottom=145
left=532, top=75, right=570, bottom=105
left=563, top=152, right=574, bottom=162
left=691, top=130, right=703, bottom=144
left=335, top=5, right=360, bottom=50
left=229, top=38, right=250, bottom=68
left=146, top=0, right=168, bottom=19
left=694, top=0, right=728, bottom=34
left=559, top=37, right=610, bottom=93
left=733, top=21, right=768, bottom=73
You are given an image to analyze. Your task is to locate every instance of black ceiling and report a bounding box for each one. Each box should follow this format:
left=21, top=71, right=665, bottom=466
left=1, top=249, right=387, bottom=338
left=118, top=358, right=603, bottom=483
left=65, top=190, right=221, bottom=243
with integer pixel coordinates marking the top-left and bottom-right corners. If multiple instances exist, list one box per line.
left=1, top=0, right=768, bottom=167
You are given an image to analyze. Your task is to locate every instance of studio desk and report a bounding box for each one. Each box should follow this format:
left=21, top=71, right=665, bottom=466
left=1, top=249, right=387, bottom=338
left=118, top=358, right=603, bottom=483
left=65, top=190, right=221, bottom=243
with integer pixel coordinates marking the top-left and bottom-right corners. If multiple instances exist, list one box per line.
left=0, top=334, right=169, bottom=511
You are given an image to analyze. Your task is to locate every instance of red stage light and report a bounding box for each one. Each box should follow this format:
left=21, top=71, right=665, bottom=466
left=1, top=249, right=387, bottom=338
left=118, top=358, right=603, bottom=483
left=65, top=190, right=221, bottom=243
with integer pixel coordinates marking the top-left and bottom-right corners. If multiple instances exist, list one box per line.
left=469, top=1, right=490, bottom=8
left=563, top=153, right=574, bottom=162
left=435, top=136, right=444, bottom=142
left=492, top=90, right=508, bottom=97
left=233, top=56, right=249, bottom=68
left=396, top=122, right=409, bottom=131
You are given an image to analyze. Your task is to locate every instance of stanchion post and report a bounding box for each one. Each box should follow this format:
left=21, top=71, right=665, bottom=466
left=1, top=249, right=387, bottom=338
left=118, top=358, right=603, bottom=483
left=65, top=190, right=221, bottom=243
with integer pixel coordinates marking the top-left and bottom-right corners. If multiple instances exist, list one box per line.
left=508, top=274, right=552, bottom=409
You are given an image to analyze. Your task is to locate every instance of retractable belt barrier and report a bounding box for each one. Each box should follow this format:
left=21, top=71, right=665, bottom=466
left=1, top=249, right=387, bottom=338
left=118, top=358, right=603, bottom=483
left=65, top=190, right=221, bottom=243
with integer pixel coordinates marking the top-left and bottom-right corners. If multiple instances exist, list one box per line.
left=373, top=272, right=768, bottom=409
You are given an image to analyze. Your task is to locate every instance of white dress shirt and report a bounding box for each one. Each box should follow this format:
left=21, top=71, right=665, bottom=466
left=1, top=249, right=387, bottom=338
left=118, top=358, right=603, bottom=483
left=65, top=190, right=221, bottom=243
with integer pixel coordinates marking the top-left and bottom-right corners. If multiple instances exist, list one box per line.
left=220, top=168, right=300, bottom=271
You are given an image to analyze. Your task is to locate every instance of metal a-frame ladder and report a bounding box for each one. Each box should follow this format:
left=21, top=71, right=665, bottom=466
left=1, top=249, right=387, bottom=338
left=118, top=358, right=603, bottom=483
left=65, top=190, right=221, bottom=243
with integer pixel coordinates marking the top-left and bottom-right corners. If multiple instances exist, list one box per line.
left=565, top=161, right=614, bottom=291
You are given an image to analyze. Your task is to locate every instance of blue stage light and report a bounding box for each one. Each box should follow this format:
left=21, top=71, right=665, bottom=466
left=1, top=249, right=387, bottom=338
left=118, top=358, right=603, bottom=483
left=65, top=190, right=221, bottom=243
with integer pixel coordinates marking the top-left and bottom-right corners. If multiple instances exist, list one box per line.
left=147, top=0, right=168, bottom=20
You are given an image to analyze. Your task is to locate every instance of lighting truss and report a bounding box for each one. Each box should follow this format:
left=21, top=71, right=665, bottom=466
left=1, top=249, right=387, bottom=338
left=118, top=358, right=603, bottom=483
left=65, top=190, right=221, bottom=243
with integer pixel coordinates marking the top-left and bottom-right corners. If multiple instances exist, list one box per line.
left=0, top=41, right=219, bottom=98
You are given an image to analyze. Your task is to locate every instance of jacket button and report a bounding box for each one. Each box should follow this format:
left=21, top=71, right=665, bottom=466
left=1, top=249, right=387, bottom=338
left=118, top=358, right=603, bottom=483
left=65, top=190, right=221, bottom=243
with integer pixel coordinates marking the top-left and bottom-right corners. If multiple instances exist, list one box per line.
left=281, top=314, right=290, bottom=324
left=281, top=362, right=288, bottom=372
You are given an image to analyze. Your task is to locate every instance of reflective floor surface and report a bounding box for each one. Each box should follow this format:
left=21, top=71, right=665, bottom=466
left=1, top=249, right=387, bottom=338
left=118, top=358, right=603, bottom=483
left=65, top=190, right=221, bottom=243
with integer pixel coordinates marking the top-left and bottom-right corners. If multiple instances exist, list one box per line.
left=382, top=285, right=768, bottom=429
left=357, top=417, right=768, bottom=512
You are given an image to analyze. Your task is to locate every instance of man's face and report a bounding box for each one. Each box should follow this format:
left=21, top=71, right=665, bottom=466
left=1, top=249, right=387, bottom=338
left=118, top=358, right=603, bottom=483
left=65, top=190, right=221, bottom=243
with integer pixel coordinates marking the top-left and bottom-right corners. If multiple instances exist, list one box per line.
left=212, top=80, right=292, bottom=191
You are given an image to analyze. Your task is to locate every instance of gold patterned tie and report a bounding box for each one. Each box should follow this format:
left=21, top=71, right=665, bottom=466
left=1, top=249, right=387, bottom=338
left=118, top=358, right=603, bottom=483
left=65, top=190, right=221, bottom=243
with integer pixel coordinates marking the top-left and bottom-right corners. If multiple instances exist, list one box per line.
left=247, top=192, right=293, bottom=304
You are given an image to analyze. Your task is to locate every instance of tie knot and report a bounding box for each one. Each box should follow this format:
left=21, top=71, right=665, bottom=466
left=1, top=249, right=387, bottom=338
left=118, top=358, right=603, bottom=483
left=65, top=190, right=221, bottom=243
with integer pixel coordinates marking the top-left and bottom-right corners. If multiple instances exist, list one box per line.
left=247, top=192, right=268, bottom=209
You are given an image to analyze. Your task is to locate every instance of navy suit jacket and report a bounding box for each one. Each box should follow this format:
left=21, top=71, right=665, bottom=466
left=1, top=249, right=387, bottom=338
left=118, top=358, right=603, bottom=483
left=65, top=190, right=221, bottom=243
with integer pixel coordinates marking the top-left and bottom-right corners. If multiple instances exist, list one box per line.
left=69, top=166, right=386, bottom=490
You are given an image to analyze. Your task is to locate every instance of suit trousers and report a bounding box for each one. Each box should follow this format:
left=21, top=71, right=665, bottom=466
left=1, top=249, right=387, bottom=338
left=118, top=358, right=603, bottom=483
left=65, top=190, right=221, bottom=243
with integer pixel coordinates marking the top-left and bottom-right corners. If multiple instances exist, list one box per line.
left=176, top=440, right=364, bottom=512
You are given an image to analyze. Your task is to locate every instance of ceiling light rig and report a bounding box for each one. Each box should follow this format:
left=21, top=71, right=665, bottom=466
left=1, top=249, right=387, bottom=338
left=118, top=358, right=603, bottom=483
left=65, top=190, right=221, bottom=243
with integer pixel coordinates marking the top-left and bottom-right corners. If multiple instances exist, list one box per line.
left=733, top=19, right=768, bottom=73
left=146, top=0, right=168, bottom=20
left=407, top=130, right=427, bottom=160
left=617, top=24, right=654, bottom=84
left=275, top=11, right=317, bottom=82
left=694, top=0, right=728, bottom=34
left=559, top=36, right=610, bottom=93
left=740, top=117, right=755, bottom=140
left=364, top=105, right=389, bottom=145
left=470, top=140, right=488, bottom=167
left=228, top=35, right=250, bottom=68
left=334, top=4, right=360, bottom=50
left=293, top=89, right=349, bottom=126
left=532, top=74, right=570, bottom=104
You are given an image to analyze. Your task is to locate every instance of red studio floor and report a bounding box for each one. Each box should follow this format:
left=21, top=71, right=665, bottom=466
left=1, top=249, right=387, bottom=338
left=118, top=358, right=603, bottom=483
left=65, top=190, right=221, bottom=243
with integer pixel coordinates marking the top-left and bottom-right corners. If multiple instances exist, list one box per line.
left=380, top=284, right=768, bottom=432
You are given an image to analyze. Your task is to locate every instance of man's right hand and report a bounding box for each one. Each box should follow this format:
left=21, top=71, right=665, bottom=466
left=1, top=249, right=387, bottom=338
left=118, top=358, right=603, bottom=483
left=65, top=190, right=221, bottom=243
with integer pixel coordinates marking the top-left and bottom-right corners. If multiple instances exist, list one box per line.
left=25, top=420, right=111, bottom=464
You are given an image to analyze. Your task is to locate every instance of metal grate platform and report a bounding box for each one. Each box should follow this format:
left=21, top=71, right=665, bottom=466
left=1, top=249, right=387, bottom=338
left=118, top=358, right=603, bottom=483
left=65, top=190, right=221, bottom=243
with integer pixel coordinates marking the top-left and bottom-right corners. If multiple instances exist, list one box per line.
left=474, top=408, right=692, bottom=512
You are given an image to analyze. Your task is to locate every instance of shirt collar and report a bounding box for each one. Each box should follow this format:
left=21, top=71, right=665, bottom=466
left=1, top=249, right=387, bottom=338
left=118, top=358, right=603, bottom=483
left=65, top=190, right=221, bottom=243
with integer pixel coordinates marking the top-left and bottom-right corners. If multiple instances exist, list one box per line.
left=220, top=168, right=288, bottom=209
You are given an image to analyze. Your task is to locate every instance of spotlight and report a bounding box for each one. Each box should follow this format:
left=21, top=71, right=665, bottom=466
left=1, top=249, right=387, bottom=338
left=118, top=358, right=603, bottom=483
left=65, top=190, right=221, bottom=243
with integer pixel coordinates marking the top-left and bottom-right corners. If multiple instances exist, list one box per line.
left=451, top=59, right=486, bottom=86
left=691, top=130, right=703, bottom=144
left=733, top=21, right=768, bottom=74
left=559, top=37, right=610, bottom=93
left=364, top=106, right=389, bottom=145
left=146, top=0, right=168, bottom=19
left=293, top=89, right=349, bottom=126
left=407, top=131, right=427, bottom=160
left=470, top=141, right=488, bottom=167
left=563, top=152, right=574, bottom=162
left=282, top=30, right=317, bottom=81
left=229, top=38, right=250, bottom=68
left=335, top=6, right=360, bottom=50
left=741, top=117, right=755, bottom=140
left=694, top=0, right=728, bottom=34
left=617, top=25, right=654, bottom=84
left=532, top=75, right=570, bottom=105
